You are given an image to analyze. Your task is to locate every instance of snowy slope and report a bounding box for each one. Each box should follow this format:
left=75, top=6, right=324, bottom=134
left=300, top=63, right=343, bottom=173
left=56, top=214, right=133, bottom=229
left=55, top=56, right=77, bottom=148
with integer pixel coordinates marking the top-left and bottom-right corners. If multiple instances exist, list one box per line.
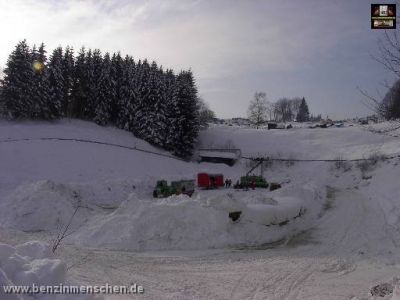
left=199, top=123, right=400, bottom=160
left=0, top=119, right=231, bottom=196
left=2, top=119, right=400, bottom=299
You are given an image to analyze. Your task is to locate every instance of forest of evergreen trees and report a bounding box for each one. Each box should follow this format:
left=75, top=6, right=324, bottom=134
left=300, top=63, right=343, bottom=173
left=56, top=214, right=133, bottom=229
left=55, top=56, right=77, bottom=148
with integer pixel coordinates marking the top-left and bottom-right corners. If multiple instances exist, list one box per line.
left=0, top=40, right=200, bottom=158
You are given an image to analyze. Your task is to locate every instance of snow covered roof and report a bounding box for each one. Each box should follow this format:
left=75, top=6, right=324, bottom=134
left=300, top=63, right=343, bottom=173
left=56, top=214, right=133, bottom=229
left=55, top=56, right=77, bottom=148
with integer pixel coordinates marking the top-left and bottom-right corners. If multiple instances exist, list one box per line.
left=198, top=149, right=241, bottom=159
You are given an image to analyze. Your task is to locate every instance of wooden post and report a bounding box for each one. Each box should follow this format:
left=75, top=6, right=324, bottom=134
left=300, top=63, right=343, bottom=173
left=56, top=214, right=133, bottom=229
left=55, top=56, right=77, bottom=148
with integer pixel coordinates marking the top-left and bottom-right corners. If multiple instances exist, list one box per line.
left=261, top=159, right=264, bottom=177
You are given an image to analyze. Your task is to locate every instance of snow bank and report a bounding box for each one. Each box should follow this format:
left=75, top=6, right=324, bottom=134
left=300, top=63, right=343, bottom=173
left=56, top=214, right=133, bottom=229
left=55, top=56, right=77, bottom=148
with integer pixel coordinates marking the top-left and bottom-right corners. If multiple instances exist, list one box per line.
left=0, top=241, right=93, bottom=300
left=72, top=185, right=323, bottom=251
left=0, top=181, right=77, bottom=232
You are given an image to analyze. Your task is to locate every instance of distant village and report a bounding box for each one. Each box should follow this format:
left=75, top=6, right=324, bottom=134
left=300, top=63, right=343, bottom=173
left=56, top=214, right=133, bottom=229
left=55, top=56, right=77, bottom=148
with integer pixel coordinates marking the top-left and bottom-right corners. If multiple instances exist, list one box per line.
left=210, top=115, right=380, bottom=128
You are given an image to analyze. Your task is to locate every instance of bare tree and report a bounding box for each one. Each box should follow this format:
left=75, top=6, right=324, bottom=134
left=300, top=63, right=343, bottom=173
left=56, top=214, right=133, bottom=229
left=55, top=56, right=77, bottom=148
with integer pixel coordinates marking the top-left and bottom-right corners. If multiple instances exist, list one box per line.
left=197, top=97, right=216, bottom=128
left=248, top=92, right=268, bottom=128
left=290, top=97, right=302, bottom=118
left=374, top=31, right=400, bottom=77
left=274, top=98, right=292, bottom=122
left=265, top=100, right=275, bottom=121
left=51, top=204, right=80, bottom=253
left=360, top=30, right=400, bottom=119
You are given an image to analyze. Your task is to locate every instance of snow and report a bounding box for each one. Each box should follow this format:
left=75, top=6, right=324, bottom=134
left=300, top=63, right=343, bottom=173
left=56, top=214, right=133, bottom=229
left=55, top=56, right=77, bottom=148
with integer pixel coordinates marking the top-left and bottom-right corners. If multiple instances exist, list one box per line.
left=0, top=241, right=94, bottom=300
left=0, top=181, right=77, bottom=232
left=200, top=123, right=400, bottom=160
left=71, top=185, right=322, bottom=251
left=198, top=150, right=240, bottom=159
left=2, top=119, right=400, bottom=299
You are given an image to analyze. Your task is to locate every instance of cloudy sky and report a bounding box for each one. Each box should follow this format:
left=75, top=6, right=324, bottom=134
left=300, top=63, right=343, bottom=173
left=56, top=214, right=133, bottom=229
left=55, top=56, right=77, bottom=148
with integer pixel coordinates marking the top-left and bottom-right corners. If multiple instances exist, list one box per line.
left=0, top=0, right=397, bottom=119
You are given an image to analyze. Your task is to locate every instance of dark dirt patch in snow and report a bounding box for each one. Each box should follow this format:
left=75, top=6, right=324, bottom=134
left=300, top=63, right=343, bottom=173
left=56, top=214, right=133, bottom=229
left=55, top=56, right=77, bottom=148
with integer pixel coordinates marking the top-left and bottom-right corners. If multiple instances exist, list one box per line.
left=370, top=282, right=393, bottom=297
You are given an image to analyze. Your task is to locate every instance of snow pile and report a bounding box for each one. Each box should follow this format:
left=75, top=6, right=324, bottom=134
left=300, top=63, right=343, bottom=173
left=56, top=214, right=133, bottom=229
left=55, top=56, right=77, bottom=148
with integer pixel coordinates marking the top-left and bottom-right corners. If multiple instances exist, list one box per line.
left=0, top=181, right=81, bottom=232
left=0, top=241, right=93, bottom=300
left=72, top=185, right=323, bottom=251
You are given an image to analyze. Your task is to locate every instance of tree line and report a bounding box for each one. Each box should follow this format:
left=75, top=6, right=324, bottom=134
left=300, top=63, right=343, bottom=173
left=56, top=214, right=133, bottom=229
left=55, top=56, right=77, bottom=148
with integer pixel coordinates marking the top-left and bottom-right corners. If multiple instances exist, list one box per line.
left=0, top=40, right=201, bottom=158
left=247, top=92, right=314, bottom=128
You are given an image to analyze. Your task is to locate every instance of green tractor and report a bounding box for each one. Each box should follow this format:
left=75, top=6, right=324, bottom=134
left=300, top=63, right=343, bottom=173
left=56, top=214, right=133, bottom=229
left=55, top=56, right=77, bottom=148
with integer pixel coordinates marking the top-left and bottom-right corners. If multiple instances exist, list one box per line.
left=153, top=180, right=195, bottom=198
left=235, top=175, right=269, bottom=189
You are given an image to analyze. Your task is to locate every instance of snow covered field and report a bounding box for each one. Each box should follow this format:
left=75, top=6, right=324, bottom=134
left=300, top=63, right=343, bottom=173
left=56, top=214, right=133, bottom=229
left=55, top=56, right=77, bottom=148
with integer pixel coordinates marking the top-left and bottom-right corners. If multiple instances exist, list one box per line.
left=1, top=119, right=400, bottom=299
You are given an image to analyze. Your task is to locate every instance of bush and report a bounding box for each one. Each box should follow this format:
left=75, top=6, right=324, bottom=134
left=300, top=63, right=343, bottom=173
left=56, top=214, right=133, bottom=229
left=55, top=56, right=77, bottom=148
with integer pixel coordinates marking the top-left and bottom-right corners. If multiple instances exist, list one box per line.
left=333, top=155, right=352, bottom=172
left=356, top=151, right=386, bottom=176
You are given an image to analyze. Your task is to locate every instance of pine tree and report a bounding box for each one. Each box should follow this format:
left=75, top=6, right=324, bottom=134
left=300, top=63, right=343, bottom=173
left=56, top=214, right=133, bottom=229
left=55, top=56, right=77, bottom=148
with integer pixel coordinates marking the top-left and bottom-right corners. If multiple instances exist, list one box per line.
left=1, top=40, right=35, bottom=118
left=117, top=55, right=137, bottom=130
left=48, top=47, right=64, bottom=117
left=94, top=52, right=114, bottom=125
left=164, top=69, right=180, bottom=151
left=110, top=52, right=124, bottom=124
left=71, top=47, right=87, bottom=118
left=30, top=44, right=42, bottom=118
left=62, top=46, right=75, bottom=117
left=296, top=97, right=310, bottom=122
left=172, top=70, right=200, bottom=158
left=83, top=48, right=96, bottom=120
left=2, top=41, right=202, bottom=156
left=151, top=64, right=168, bottom=147
left=140, top=61, right=167, bottom=147
left=36, top=43, right=59, bottom=119
left=132, top=59, right=151, bottom=138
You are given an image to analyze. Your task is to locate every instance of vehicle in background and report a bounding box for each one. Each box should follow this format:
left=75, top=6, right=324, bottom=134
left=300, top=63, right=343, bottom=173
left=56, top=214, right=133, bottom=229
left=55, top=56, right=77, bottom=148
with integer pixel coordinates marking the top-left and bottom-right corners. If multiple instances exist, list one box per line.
left=153, top=180, right=195, bottom=198
left=197, top=173, right=224, bottom=189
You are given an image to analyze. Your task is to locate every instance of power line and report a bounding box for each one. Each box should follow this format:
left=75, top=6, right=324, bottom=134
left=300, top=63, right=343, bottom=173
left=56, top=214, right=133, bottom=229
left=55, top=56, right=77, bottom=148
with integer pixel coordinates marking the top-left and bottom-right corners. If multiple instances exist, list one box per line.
left=240, top=154, right=400, bottom=163
left=1, top=137, right=399, bottom=163
left=0, top=137, right=186, bottom=162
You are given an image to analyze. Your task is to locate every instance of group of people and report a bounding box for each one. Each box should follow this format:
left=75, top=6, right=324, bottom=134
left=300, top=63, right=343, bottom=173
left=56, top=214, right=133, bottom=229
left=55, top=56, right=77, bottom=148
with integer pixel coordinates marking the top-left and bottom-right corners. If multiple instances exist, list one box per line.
left=224, top=179, right=232, bottom=188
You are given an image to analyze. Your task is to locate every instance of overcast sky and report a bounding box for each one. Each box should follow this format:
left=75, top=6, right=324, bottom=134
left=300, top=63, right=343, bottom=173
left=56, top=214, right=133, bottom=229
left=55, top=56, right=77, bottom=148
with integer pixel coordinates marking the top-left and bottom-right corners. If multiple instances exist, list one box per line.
left=0, top=0, right=397, bottom=119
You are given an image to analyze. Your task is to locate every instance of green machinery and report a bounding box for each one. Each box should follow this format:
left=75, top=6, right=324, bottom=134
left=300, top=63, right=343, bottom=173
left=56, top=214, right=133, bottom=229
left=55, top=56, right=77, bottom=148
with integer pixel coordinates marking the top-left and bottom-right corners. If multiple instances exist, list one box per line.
left=239, top=175, right=269, bottom=188
left=234, top=157, right=269, bottom=189
left=153, top=180, right=195, bottom=198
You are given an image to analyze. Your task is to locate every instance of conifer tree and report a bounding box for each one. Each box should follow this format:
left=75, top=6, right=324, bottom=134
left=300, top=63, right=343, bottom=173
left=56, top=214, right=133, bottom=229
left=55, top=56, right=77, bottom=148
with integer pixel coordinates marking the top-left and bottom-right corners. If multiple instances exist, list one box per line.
left=151, top=64, right=168, bottom=147
left=296, top=97, right=310, bottom=122
left=84, top=48, right=102, bottom=120
left=132, top=59, right=151, bottom=138
left=137, top=61, right=167, bottom=147
left=1, top=40, right=34, bottom=118
left=172, top=70, right=200, bottom=158
left=94, top=52, right=114, bottom=125
left=48, top=47, right=64, bottom=117
left=2, top=40, right=203, bottom=157
left=164, top=69, right=180, bottom=151
left=117, top=55, right=136, bottom=130
left=71, top=47, right=87, bottom=118
left=62, top=46, right=75, bottom=116
left=110, top=52, right=124, bottom=124
left=37, top=43, right=60, bottom=119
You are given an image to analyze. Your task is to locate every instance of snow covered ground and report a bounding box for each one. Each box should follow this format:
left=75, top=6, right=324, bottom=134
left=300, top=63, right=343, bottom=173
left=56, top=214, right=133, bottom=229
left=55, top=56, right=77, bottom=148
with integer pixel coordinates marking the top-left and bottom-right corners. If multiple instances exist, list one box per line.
left=1, top=119, right=400, bottom=299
